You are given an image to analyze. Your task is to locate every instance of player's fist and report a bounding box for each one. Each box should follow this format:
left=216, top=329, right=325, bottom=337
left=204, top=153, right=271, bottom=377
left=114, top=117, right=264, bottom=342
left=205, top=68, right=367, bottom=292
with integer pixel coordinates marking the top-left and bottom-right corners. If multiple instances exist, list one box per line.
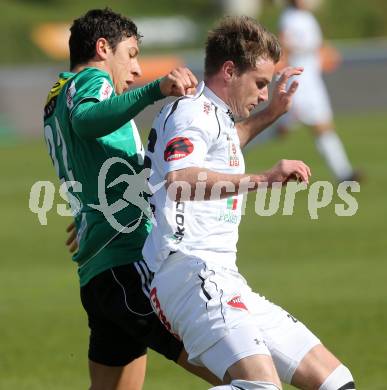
left=264, top=159, right=311, bottom=186
left=159, top=67, right=198, bottom=97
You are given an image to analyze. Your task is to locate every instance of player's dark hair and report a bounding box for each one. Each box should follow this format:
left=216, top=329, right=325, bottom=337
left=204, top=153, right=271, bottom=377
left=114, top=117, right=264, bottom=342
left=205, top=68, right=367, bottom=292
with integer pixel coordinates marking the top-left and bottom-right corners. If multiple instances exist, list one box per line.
left=69, top=8, right=142, bottom=70
left=204, top=16, right=281, bottom=78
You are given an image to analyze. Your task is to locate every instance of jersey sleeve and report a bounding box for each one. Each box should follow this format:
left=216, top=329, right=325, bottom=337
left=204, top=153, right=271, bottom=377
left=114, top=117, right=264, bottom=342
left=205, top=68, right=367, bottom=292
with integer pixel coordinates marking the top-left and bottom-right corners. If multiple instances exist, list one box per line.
left=69, top=68, right=163, bottom=139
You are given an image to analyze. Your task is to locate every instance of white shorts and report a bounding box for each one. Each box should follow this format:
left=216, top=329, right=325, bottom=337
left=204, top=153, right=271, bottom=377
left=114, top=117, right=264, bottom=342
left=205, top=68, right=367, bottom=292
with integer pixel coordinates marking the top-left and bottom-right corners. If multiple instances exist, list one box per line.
left=149, top=253, right=320, bottom=382
left=280, top=73, right=333, bottom=127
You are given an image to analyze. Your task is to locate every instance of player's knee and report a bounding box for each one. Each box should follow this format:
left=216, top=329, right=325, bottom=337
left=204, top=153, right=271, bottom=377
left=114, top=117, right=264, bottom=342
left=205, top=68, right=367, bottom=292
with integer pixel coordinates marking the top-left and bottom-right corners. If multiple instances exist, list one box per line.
left=209, top=379, right=280, bottom=390
left=319, top=364, right=355, bottom=390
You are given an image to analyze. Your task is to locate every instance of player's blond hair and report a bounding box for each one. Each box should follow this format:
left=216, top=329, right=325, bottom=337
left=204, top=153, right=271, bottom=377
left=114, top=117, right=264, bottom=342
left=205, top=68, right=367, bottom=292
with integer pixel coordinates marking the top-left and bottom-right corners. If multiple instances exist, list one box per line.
left=205, top=16, right=281, bottom=77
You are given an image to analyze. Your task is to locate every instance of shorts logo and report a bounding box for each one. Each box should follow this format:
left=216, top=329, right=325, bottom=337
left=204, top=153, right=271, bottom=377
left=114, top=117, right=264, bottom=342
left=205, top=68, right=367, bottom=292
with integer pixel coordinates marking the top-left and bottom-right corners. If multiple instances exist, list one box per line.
left=227, top=295, right=247, bottom=311
left=164, top=137, right=194, bottom=162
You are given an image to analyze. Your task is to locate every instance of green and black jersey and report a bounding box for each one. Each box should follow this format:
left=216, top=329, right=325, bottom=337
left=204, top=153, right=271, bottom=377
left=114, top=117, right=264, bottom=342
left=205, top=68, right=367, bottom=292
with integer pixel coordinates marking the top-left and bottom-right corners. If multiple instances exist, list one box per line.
left=43, top=67, right=163, bottom=286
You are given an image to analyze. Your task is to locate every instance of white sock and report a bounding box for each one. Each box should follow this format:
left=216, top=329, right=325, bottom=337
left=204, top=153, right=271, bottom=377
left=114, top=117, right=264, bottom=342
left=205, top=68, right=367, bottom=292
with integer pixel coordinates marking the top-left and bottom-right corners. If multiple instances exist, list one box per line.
left=315, top=131, right=353, bottom=181
left=319, top=364, right=355, bottom=390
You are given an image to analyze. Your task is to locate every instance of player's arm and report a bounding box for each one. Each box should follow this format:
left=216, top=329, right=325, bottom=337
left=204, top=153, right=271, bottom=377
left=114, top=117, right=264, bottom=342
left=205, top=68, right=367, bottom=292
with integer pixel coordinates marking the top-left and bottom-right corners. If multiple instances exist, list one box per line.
left=162, top=115, right=309, bottom=201
left=166, top=160, right=311, bottom=201
left=236, top=66, right=303, bottom=148
left=72, top=68, right=197, bottom=139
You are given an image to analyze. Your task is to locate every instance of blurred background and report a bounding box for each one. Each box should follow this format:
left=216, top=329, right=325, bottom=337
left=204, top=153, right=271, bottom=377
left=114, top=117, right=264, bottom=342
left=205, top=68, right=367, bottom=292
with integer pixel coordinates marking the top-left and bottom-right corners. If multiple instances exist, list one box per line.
left=0, top=0, right=386, bottom=389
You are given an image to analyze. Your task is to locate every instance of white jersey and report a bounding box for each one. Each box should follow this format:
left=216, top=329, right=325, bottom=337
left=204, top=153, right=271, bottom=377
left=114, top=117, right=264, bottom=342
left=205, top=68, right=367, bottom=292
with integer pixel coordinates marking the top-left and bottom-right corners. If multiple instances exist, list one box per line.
left=142, top=81, right=245, bottom=272
left=279, top=6, right=322, bottom=74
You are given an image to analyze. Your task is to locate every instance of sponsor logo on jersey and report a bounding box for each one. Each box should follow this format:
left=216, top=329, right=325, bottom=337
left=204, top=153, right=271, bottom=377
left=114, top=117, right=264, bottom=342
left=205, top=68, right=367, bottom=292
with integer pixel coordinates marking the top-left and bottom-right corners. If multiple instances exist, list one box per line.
left=218, top=197, right=239, bottom=224
left=203, top=102, right=212, bottom=115
left=99, top=79, right=113, bottom=101
left=230, top=156, right=240, bottom=167
left=172, top=201, right=185, bottom=242
left=229, top=143, right=240, bottom=167
left=218, top=210, right=239, bottom=224
left=164, top=137, right=194, bottom=162
left=227, top=135, right=240, bottom=167
left=227, top=295, right=248, bottom=311
left=44, top=77, right=72, bottom=119
left=150, top=287, right=180, bottom=340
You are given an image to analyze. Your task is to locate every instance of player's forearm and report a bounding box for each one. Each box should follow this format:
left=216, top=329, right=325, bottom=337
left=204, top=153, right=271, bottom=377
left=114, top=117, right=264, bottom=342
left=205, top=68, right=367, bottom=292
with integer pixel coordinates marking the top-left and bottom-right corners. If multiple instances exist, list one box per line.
left=236, top=106, right=278, bottom=148
left=72, top=79, right=163, bottom=139
left=165, top=167, right=268, bottom=201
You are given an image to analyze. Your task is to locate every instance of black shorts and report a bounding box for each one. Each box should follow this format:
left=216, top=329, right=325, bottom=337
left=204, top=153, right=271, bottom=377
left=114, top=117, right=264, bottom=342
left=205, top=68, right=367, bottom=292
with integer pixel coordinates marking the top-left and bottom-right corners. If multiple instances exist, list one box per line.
left=80, top=260, right=183, bottom=366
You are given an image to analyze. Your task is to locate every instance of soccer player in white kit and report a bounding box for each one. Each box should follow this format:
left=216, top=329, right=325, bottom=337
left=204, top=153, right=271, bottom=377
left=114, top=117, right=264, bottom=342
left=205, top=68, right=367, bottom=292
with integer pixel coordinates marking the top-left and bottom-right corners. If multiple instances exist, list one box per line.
left=277, top=0, right=359, bottom=183
left=143, top=16, right=356, bottom=390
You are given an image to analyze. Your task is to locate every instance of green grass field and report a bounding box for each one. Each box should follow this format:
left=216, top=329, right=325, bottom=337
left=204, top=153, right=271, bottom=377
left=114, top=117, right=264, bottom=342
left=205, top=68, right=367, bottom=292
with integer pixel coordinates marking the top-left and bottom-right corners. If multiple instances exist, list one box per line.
left=0, top=111, right=386, bottom=389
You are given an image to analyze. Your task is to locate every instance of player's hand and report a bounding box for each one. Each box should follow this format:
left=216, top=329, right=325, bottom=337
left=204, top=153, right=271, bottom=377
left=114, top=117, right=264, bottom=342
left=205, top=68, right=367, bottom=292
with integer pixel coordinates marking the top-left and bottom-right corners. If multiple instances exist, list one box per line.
left=264, top=159, right=311, bottom=186
left=159, top=67, right=198, bottom=97
left=65, top=221, right=78, bottom=254
left=267, top=66, right=303, bottom=119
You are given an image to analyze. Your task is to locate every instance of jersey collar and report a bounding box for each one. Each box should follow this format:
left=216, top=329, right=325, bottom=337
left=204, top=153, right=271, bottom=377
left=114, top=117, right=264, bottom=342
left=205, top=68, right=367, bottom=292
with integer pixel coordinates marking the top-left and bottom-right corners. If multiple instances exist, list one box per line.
left=203, top=83, right=231, bottom=114
left=202, top=82, right=235, bottom=123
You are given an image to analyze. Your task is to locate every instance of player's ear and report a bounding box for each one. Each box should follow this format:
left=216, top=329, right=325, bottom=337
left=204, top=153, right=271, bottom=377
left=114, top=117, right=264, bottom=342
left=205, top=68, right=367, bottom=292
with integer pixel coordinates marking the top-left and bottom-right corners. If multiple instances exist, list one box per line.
left=222, top=61, right=236, bottom=82
left=95, top=38, right=110, bottom=60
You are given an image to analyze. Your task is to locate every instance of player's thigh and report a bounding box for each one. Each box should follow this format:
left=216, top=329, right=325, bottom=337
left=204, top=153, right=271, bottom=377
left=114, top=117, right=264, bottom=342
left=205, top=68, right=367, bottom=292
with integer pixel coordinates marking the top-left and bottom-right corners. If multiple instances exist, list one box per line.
left=89, top=355, right=147, bottom=390
left=199, top=324, right=281, bottom=386
left=80, top=265, right=152, bottom=367
left=151, top=257, right=282, bottom=382
left=291, top=344, right=341, bottom=390
left=146, top=317, right=221, bottom=386
left=102, top=262, right=184, bottom=363
left=177, top=349, right=222, bottom=386
left=250, top=297, right=321, bottom=385
left=149, top=256, right=231, bottom=359
left=227, top=355, right=281, bottom=388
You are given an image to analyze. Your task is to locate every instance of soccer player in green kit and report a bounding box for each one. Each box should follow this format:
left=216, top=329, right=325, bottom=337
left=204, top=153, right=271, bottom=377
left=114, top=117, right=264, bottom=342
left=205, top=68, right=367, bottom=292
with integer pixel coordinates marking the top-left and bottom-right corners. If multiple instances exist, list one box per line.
left=43, top=8, right=221, bottom=390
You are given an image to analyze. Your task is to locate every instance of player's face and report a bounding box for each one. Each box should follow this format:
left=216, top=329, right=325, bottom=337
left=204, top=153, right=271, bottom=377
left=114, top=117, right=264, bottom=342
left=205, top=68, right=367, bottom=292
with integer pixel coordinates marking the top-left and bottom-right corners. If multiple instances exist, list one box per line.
left=228, top=58, right=275, bottom=119
left=106, top=36, right=142, bottom=95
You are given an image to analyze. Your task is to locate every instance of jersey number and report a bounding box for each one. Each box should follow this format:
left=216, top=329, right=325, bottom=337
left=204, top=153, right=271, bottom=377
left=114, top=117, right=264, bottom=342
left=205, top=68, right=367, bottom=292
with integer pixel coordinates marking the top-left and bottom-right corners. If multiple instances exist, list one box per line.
left=44, top=117, right=82, bottom=214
